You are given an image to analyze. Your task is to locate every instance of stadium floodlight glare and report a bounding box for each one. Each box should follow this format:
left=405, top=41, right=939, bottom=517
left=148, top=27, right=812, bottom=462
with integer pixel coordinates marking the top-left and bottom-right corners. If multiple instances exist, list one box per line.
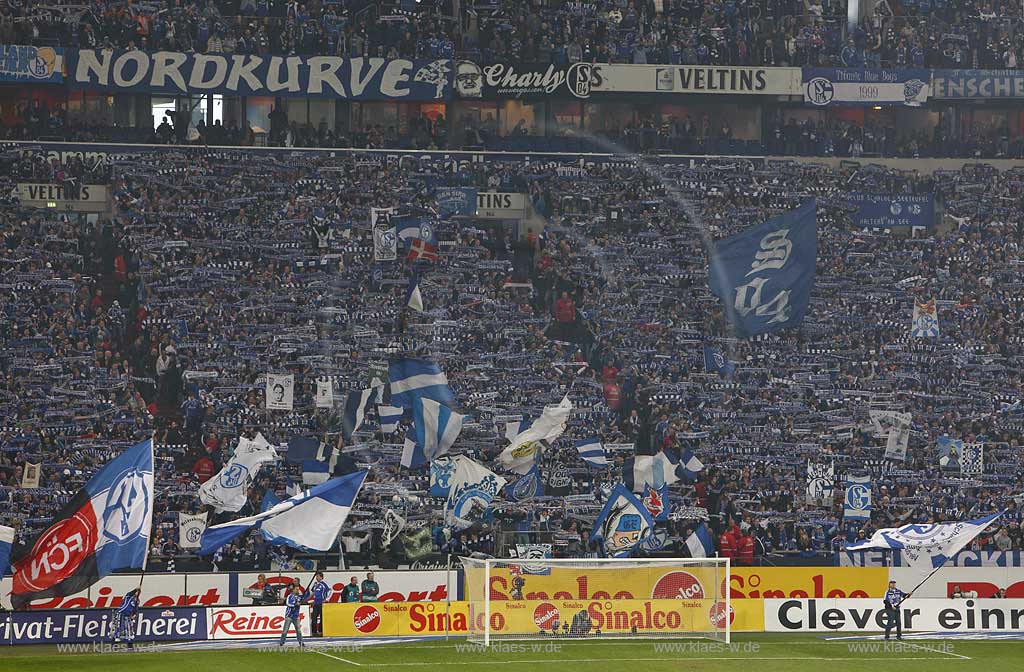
left=460, top=557, right=730, bottom=646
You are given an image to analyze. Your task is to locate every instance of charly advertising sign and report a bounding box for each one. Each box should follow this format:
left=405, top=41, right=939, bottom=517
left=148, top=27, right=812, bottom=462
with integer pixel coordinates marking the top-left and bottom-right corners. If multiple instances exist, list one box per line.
left=0, top=44, right=63, bottom=83
left=0, top=607, right=207, bottom=644
left=66, top=50, right=451, bottom=100
left=454, top=61, right=799, bottom=99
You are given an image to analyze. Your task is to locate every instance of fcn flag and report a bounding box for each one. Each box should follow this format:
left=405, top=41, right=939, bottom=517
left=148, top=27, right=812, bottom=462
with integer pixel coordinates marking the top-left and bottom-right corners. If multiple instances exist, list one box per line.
left=11, top=439, right=154, bottom=608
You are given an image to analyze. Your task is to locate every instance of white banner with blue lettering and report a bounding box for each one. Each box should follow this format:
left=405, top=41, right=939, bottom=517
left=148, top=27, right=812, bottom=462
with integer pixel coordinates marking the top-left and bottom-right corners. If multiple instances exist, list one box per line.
left=67, top=50, right=452, bottom=100
left=803, top=68, right=931, bottom=107
left=708, top=200, right=817, bottom=338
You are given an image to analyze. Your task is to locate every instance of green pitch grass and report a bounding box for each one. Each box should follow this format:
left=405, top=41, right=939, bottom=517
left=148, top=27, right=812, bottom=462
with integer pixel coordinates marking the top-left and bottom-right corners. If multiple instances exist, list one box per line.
left=0, top=634, right=1017, bottom=672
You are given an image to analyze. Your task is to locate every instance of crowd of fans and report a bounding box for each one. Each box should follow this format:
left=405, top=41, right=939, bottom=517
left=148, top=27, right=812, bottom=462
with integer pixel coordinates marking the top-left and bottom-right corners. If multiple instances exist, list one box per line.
left=1, top=141, right=1022, bottom=574
left=2, top=0, right=1022, bottom=68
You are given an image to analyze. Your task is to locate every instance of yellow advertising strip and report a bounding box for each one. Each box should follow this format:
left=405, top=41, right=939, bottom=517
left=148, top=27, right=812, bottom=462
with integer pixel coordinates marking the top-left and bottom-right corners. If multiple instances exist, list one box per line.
left=461, top=566, right=890, bottom=602
left=324, top=598, right=764, bottom=637
left=730, top=568, right=889, bottom=599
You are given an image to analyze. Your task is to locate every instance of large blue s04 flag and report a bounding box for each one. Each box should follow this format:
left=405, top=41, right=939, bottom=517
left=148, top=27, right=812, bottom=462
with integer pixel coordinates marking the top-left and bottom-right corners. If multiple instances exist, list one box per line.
left=708, top=201, right=817, bottom=338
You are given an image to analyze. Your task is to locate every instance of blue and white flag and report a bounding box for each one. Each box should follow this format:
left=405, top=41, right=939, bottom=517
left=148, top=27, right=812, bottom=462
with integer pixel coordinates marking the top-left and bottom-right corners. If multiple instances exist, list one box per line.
left=285, top=435, right=326, bottom=463
left=445, top=456, right=507, bottom=530
left=513, top=543, right=552, bottom=575
left=396, top=216, right=437, bottom=246
left=499, top=396, right=572, bottom=475
left=709, top=200, right=817, bottom=338
left=11, top=439, right=153, bottom=609
left=400, top=397, right=467, bottom=469
left=302, top=458, right=332, bottom=485
left=843, top=474, right=872, bottom=521
left=406, top=272, right=424, bottom=312
left=592, top=484, right=654, bottom=557
left=429, top=456, right=456, bottom=497
left=198, top=471, right=367, bottom=555
left=938, top=436, right=962, bottom=470
left=260, top=490, right=281, bottom=512
left=388, top=358, right=456, bottom=409
left=510, top=464, right=545, bottom=501
left=378, top=404, right=404, bottom=433
left=683, top=523, right=716, bottom=558
left=343, top=387, right=379, bottom=440
left=623, top=448, right=702, bottom=493
left=703, top=345, right=736, bottom=378
left=847, top=511, right=1003, bottom=568
left=199, top=434, right=278, bottom=512
left=575, top=438, right=608, bottom=467
left=435, top=186, right=477, bottom=217
left=0, top=524, right=14, bottom=579
left=961, top=442, right=984, bottom=475
left=372, top=207, right=397, bottom=262
left=803, top=68, right=931, bottom=107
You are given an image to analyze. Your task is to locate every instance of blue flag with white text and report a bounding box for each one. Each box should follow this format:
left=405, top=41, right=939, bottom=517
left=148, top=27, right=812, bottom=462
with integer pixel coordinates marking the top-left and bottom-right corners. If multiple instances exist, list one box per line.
left=709, top=201, right=817, bottom=338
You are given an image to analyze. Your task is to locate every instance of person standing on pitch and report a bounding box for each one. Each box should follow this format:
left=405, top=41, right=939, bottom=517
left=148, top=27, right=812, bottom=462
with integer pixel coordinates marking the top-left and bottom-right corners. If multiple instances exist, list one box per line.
left=361, top=571, right=379, bottom=602
left=279, top=584, right=306, bottom=648
left=309, top=571, right=332, bottom=636
left=883, top=579, right=912, bottom=640
left=112, top=588, right=141, bottom=650
left=341, top=576, right=361, bottom=602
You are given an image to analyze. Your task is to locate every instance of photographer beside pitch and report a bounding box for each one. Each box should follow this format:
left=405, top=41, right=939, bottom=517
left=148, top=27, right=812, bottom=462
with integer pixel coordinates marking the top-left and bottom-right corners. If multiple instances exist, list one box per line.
left=883, top=579, right=912, bottom=640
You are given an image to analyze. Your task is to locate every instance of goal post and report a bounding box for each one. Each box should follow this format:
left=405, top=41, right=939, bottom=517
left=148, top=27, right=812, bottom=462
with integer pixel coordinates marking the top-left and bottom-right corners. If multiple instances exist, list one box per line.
left=461, top=557, right=731, bottom=646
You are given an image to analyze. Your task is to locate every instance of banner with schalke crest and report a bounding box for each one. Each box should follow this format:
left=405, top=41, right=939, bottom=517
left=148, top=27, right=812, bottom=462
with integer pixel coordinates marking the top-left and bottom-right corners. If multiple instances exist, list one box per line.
left=843, top=475, right=872, bottom=521
left=805, top=460, right=834, bottom=505
left=803, top=68, right=931, bottom=107
left=513, top=543, right=552, bottom=575
left=911, top=299, right=939, bottom=338
left=445, top=456, right=507, bottom=531
left=178, top=512, right=208, bottom=549
left=510, top=464, right=544, bottom=501
left=372, top=207, right=397, bottom=262
left=591, top=484, right=655, bottom=557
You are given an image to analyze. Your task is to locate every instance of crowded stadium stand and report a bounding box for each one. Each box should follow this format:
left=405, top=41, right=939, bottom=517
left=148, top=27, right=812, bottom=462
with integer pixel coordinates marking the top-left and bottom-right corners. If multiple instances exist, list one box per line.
left=0, top=0, right=1023, bottom=665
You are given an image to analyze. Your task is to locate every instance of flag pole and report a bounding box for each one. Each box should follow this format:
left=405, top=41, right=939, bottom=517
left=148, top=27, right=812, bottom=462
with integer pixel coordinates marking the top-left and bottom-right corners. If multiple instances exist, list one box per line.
left=906, top=563, right=945, bottom=598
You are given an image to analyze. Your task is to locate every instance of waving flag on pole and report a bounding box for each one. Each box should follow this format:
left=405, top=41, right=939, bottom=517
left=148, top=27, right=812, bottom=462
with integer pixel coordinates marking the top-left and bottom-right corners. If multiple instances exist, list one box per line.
left=378, top=404, right=404, bottom=433
left=499, top=396, right=572, bottom=475
left=683, top=523, right=716, bottom=558
left=342, top=387, right=379, bottom=440
left=400, top=397, right=467, bottom=469
left=622, top=448, right=702, bottom=492
left=199, top=434, right=278, bottom=512
left=11, top=439, right=154, bottom=609
left=709, top=200, right=817, bottom=338
left=846, top=512, right=1003, bottom=568
left=406, top=272, right=424, bottom=312
left=0, top=524, right=13, bottom=579
left=703, top=345, right=736, bottom=378
left=198, top=471, right=367, bottom=556
left=591, top=484, right=654, bottom=557
left=388, top=358, right=455, bottom=409
left=445, top=456, right=507, bottom=530
left=575, top=438, right=608, bottom=467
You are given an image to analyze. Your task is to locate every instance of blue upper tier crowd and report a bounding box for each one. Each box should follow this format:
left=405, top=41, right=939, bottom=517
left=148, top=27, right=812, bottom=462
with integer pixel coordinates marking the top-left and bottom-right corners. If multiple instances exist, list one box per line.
left=1, top=143, right=1022, bottom=570
left=1, top=0, right=1021, bottom=68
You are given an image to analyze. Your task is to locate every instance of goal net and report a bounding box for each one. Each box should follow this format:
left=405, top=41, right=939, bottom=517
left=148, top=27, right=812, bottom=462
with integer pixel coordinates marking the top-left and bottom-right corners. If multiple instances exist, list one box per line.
left=461, top=557, right=730, bottom=646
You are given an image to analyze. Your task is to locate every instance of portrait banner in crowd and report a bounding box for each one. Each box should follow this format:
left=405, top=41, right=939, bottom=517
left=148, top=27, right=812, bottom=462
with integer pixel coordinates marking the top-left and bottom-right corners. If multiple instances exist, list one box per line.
left=932, top=70, right=1024, bottom=99
left=708, top=200, right=817, bottom=338
left=21, top=462, right=40, bottom=488
left=938, top=436, right=962, bottom=471
left=846, top=193, right=934, bottom=229
left=0, top=45, right=63, bottom=83
left=803, top=68, right=931, bottom=106
left=372, top=207, right=397, bottom=262
left=67, top=50, right=451, bottom=99
left=843, top=475, right=872, bottom=521
left=265, top=373, right=295, bottom=411
left=315, top=378, right=334, bottom=408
